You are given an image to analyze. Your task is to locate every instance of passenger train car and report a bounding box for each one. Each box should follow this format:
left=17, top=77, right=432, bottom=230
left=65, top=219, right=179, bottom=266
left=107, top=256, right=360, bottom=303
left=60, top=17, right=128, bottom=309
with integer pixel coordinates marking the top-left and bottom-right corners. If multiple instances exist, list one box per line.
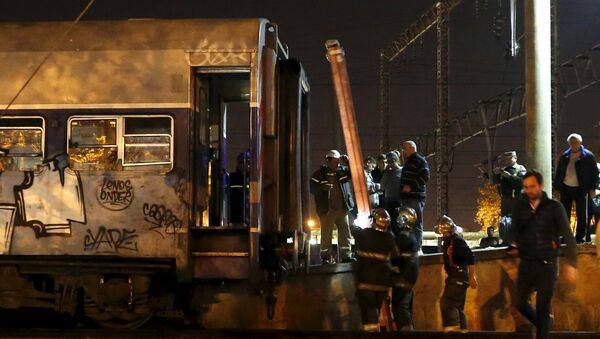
left=0, top=19, right=310, bottom=328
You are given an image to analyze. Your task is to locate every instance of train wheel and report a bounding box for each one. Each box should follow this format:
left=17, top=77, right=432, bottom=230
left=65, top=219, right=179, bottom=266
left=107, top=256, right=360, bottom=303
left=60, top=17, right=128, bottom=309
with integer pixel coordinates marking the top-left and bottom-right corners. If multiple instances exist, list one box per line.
left=83, top=275, right=154, bottom=329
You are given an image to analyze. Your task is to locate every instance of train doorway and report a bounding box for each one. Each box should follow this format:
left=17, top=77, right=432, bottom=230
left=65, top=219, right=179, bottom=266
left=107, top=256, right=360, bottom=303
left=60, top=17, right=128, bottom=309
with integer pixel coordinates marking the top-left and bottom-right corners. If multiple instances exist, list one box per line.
left=194, top=71, right=251, bottom=228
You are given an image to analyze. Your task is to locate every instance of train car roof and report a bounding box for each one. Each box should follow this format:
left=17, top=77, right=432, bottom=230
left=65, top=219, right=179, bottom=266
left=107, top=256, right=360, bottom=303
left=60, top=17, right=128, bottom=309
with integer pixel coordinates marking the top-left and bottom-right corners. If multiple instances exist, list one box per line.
left=0, top=18, right=268, bottom=52
left=0, top=19, right=272, bottom=109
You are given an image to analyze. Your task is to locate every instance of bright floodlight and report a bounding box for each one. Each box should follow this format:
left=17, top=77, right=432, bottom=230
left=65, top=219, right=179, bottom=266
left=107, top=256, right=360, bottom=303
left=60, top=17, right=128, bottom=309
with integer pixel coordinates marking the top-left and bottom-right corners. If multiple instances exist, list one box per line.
left=307, top=219, right=316, bottom=228
left=353, top=212, right=371, bottom=229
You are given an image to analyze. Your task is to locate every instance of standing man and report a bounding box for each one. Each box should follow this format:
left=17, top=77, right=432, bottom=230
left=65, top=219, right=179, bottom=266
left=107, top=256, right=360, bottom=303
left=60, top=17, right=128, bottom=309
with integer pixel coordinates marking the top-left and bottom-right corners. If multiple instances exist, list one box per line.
left=364, top=157, right=380, bottom=208
left=553, top=133, right=599, bottom=243
left=511, top=170, right=578, bottom=339
left=399, top=141, right=430, bottom=248
left=371, top=154, right=387, bottom=183
left=352, top=208, right=397, bottom=332
left=380, top=151, right=403, bottom=232
left=310, top=150, right=355, bottom=264
left=391, top=206, right=420, bottom=331
left=437, top=215, right=477, bottom=333
left=491, top=151, right=526, bottom=243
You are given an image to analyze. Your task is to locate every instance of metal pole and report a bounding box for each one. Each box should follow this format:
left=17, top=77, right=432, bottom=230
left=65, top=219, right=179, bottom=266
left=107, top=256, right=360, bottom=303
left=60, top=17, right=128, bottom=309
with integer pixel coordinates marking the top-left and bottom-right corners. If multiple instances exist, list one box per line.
left=325, top=40, right=371, bottom=225
left=379, top=55, right=391, bottom=153
left=525, top=0, right=552, bottom=191
left=436, top=1, right=450, bottom=217
left=550, top=0, right=559, bottom=169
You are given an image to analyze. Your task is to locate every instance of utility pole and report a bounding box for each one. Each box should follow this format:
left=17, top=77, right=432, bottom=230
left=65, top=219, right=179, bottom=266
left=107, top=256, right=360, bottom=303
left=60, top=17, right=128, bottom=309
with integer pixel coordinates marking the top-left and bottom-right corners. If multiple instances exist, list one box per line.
left=436, top=1, right=451, bottom=217
left=525, top=0, right=552, bottom=191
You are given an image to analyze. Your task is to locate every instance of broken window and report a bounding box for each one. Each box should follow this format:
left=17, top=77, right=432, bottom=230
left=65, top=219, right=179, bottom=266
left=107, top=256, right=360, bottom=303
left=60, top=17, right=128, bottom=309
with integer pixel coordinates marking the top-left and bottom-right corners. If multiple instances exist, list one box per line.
left=0, top=117, right=44, bottom=171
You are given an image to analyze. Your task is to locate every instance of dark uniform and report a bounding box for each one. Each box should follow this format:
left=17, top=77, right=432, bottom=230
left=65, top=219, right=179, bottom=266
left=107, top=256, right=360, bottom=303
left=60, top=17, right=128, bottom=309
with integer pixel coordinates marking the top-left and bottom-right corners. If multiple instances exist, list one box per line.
left=310, top=164, right=355, bottom=261
left=441, top=233, right=475, bottom=331
left=353, top=227, right=396, bottom=332
left=390, top=227, right=419, bottom=330
left=399, top=152, right=430, bottom=248
left=491, top=160, right=526, bottom=242
left=511, top=192, right=577, bottom=339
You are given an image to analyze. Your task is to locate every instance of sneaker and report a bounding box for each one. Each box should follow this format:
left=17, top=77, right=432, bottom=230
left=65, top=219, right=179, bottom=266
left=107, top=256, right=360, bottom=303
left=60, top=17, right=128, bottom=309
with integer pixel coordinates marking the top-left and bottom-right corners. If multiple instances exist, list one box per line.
left=341, top=257, right=357, bottom=263
left=321, top=258, right=331, bottom=265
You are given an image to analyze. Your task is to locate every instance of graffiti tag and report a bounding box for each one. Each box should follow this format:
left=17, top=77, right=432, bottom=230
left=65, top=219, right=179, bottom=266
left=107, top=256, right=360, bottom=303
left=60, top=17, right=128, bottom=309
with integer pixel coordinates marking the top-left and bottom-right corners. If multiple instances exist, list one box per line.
left=96, top=178, right=134, bottom=211
left=83, top=226, right=138, bottom=253
left=143, top=203, right=182, bottom=237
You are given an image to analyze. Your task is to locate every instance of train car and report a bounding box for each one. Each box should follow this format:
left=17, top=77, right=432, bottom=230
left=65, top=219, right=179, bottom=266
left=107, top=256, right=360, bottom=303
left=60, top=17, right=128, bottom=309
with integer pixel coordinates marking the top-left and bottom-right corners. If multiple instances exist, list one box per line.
left=0, top=18, right=310, bottom=328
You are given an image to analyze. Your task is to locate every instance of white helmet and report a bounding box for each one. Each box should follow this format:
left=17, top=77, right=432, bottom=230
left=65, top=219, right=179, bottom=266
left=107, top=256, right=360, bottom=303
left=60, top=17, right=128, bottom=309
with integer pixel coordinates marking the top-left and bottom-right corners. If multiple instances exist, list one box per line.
left=325, top=150, right=341, bottom=159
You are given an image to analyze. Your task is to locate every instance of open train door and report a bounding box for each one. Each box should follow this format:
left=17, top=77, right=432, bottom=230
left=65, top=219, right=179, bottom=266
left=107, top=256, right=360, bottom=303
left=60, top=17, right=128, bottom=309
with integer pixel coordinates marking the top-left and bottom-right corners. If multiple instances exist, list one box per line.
left=277, top=59, right=310, bottom=271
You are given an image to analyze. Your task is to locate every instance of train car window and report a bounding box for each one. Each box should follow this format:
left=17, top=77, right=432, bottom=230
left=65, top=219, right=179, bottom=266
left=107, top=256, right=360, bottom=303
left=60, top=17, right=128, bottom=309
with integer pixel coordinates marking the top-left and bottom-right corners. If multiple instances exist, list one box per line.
left=68, top=116, right=173, bottom=172
left=0, top=117, right=44, bottom=171
left=123, top=117, right=172, bottom=171
left=69, top=119, right=118, bottom=170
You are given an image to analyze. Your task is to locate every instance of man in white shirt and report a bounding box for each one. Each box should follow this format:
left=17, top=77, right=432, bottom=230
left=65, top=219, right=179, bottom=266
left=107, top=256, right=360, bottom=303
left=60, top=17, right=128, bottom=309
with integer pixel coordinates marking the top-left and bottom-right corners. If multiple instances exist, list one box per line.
left=553, top=133, right=600, bottom=243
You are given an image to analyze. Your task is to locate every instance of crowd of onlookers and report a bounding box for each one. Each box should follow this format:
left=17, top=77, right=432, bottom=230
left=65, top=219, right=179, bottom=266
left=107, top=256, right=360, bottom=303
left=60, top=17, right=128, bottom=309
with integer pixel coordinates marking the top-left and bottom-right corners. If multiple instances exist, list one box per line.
left=310, top=140, right=430, bottom=264
left=309, top=132, right=598, bottom=336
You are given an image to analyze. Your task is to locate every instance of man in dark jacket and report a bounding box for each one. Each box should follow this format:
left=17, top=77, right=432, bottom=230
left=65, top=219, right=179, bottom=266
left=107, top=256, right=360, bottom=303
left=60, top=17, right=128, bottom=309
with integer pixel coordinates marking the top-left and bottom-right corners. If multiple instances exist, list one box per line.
left=511, top=170, right=578, bottom=339
left=310, top=150, right=355, bottom=264
left=352, top=208, right=397, bottom=332
left=391, top=206, right=419, bottom=331
left=491, top=151, right=526, bottom=243
left=553, top=133, right=599, bottom=243
left=371, top=154, right=387, bottom=183
left=400, top=141, right=430, bottom=248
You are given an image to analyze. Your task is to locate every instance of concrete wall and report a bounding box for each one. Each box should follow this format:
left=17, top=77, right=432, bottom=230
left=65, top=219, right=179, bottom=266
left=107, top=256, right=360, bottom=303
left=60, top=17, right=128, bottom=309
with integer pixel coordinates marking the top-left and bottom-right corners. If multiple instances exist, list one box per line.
left=415, top=246, right=600, bottom=331
left=194, top=246, right=600, bottom=331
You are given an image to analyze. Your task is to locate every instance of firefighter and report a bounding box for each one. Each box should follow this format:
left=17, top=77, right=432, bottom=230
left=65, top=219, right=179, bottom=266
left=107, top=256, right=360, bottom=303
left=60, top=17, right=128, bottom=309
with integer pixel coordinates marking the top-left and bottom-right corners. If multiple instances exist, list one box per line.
left=436, top=215, right=477, bottom=333
left=391, top=206, right=419, bottom=331
left=352, top=208, right=397, bottom=332
left=310, top=150, right=355, bottom=264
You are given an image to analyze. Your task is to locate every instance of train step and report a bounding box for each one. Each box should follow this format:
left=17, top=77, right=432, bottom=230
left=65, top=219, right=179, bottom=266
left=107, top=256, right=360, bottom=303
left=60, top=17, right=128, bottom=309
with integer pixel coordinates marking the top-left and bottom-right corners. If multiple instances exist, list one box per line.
left=190, top=227, right=251, bottom=280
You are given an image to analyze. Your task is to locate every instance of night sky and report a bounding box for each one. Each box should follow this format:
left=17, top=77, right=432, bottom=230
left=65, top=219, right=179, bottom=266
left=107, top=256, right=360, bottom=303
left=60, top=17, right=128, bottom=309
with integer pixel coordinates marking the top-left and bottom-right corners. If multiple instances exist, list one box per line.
left=1, top=0, right=599, bottom=230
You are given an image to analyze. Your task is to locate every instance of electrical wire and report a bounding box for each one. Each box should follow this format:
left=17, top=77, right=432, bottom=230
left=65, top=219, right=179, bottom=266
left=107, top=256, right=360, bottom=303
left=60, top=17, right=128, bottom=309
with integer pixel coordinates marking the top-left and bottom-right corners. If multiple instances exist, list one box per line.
left=2, top=0, right=96, bottom=113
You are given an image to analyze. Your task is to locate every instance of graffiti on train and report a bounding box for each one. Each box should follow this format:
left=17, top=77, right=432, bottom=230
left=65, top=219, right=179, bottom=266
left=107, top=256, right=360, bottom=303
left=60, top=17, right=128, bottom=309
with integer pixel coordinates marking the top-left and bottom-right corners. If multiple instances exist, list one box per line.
left=83, top=226, right=138, bottom=253
left=142, top=203, right=182, bottom=238
left=96, top=178, right=134, bottom=211
left=0, top=155, right=87, bottom=244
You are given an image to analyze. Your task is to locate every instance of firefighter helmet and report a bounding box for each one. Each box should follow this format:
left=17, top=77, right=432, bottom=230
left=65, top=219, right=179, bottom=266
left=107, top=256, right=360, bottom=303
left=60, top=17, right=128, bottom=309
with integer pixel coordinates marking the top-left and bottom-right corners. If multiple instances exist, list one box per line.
left=435, top=215, right=456, bottom=235
left=397, top=206, right=417, bottom=229
left=371, top=208, right=391, bottom=232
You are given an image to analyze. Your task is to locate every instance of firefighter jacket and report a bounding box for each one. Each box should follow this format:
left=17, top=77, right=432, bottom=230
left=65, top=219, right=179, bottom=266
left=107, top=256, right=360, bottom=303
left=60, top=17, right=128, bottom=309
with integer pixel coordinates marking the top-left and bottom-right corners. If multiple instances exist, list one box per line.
left=310, top=165, right=354, bottom=216
left=352, top=227, right=397, bottom=292
left=391, top=228, right=419, bottom=289
left=442, top=234, right=475, bottom=285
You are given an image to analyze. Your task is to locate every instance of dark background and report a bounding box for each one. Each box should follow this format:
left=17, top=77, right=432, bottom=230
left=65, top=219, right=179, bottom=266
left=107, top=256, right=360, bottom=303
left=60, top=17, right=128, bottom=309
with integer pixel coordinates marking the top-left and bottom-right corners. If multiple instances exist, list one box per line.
left=2, top=0, right=599, bottom=230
